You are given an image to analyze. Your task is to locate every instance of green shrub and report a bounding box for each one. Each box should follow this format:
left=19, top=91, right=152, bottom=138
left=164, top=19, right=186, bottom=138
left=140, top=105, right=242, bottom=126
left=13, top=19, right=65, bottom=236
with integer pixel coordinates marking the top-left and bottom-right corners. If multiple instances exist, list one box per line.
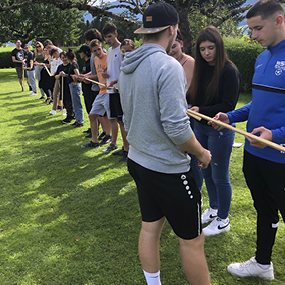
left=0, top=51, right=15, bottom=68
left=224, top=36, right=265, bottom=92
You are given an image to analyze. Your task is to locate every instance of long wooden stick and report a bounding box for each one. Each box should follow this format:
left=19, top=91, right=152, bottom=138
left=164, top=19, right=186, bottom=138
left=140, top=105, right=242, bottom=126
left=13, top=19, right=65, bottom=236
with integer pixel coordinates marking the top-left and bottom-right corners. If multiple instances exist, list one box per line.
left=44, top=65, right=51, bottom=77
left=187, top=109, right=285, bottom=153
left=22, top=64, right=25, bottom=91
left=84, top=78, right=113, bottom=89
left=61, top=76, right=64, bottom=121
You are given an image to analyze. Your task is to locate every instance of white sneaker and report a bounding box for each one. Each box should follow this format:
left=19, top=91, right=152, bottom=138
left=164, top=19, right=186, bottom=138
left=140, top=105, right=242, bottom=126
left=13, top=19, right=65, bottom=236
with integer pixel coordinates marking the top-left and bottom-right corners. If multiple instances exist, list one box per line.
left=29, top=91, right=38, bottom=96
left=201, top=208, right=217, bottom=224
left=49, top=109, right=56, bottom=115
left=227, top=257, right=274, bottom=280
left=203, top=217, right=230, bottom=236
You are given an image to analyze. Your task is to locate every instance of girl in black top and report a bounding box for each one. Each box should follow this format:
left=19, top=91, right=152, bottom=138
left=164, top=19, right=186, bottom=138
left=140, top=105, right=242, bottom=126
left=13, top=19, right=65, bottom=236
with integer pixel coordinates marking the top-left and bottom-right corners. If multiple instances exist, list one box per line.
left=65, top=48, right=84, bottom=127
left=56, top=51, right=73, bottom=124
left=187, top=26, right=241, bottom=236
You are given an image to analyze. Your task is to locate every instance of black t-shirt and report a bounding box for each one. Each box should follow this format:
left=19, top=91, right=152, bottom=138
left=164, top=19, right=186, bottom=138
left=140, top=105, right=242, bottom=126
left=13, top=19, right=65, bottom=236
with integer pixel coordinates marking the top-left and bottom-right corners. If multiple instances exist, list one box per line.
left=26, top=51, right=35, bottom=70
left=11, top=48, right=25, bottom=67
left=194, top=61, right=241, bottom=124
left=56, top=63, right=71, bottom=95
left=81, top=58, right=92, bottom=95
left=68, top=62, right=79, bottom=84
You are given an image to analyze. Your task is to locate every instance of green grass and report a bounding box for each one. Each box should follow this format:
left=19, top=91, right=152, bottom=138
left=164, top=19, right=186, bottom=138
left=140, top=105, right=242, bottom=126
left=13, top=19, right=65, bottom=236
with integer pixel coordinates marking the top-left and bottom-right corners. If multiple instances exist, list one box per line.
left=0, top=68, right=284, bottom=285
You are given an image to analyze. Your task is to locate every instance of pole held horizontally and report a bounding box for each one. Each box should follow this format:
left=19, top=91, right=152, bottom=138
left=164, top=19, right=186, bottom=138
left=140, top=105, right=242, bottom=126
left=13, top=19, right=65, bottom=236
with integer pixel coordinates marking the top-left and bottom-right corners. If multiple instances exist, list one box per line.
left=84, top=78, right=113, bottom=89
left=187, top=109, right=285, bottom=153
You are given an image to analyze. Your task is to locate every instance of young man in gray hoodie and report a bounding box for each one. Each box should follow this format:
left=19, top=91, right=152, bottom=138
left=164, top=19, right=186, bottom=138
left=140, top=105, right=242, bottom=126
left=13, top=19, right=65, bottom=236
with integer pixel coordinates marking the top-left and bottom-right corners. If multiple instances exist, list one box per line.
left=118, top=2, right=211, bottom=285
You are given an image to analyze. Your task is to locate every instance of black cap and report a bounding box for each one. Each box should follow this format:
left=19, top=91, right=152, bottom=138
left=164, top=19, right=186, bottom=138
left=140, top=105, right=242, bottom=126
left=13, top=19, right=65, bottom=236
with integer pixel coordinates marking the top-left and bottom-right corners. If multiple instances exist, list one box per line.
left=134, top=2, right=179, bottom=34
left=76, top=45, right=91, bottom=54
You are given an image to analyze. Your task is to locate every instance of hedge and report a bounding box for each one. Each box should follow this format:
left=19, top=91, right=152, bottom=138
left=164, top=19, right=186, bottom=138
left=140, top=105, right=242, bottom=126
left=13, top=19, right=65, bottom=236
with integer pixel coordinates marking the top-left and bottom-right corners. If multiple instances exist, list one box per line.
left=1, top=44, right=265, bottom=92
left=226, top=45, right=265, bottom=92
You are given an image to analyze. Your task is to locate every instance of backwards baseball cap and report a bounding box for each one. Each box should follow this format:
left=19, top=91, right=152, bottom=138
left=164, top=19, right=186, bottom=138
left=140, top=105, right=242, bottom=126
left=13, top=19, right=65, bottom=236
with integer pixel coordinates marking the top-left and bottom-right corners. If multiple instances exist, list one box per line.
left=134, top=2, right=179, bottom=34
left=24, top=44, right=29, bottom=49
left=76, top=45, right=90, bottom=54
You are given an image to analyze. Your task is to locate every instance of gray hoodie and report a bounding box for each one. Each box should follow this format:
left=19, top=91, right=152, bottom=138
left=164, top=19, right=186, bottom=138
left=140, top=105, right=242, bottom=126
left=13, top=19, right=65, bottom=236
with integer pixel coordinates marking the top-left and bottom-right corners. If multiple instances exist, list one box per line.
left=118, top=43, right=193, bottom=173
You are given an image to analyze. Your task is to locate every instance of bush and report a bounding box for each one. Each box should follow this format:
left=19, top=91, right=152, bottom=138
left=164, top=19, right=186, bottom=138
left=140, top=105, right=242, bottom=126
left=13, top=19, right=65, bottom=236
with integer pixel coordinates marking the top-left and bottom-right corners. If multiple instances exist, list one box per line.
left=224, top=36, right=265, bottom=92
left=0, top=51, right=15, bottom=68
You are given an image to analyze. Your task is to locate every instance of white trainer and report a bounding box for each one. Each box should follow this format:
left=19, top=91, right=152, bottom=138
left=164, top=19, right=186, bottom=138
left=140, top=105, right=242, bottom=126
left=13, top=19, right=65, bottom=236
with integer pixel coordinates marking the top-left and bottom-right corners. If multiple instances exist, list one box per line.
left=29, top=91, right=38, bottom=96
left=227, top=257, right=274, bottom=280
left=201, top=208, right=218, bottom=224
left=203, top=217, right=230, bottom=236
left=49, top=109, right=56, bottom=115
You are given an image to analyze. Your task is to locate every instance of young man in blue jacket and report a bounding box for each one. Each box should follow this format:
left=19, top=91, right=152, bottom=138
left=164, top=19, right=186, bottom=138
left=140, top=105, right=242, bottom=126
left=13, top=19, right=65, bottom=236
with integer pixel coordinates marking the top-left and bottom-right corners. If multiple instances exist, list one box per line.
left=213, top=0, right=285, bottom=280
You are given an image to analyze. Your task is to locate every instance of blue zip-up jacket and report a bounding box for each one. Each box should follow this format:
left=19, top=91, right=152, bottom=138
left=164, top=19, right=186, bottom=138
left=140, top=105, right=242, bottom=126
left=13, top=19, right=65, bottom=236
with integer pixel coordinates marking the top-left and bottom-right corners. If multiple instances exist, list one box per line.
left=227, top=39, right=285, bottom=164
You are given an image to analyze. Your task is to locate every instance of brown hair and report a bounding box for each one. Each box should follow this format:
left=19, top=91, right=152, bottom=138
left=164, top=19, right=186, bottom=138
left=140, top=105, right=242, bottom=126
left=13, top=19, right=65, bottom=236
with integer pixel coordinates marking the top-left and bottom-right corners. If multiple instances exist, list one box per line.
left=102, top=22, right=117, bottom=36
left=89, top=39, right=102, bottom=49
left=66, top=48, right=77, bottom=62
left=84, top=28, right=103, bottom=42
left=187, top=26, right=234, bottom=105
left=121, top=39, right=135, bottom=50
left=246, top=0, right=284, bottom=20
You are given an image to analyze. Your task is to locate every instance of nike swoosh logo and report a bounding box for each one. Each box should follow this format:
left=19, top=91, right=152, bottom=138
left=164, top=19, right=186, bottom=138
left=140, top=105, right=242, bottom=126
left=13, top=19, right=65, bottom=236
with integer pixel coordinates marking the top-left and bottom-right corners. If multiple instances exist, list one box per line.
left=209, top=214, right=217, bottom=219
left=218, top=223, right=229, bottom=230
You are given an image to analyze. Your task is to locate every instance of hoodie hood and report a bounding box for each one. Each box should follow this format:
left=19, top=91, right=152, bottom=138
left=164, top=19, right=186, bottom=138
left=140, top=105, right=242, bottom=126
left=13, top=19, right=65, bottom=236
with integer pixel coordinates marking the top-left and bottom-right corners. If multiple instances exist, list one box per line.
left=121, top=43, right=166, bottom=74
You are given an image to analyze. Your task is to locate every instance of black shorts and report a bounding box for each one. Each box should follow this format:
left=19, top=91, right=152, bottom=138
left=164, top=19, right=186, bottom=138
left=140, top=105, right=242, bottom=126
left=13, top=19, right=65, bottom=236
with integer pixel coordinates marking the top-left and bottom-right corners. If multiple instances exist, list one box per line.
left=109, top=93, right=123, bottom=120
left=127, top=159, right=202, bottom=240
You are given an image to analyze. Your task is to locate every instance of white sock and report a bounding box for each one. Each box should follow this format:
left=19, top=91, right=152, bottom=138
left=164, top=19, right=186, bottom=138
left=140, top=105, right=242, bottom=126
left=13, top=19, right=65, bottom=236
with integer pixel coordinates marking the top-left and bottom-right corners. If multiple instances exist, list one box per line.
left=257, top=262, right=270, bottom=269
left=143, top=270, right=162, bottom=285
left=210, top=207, right=218, bottom=213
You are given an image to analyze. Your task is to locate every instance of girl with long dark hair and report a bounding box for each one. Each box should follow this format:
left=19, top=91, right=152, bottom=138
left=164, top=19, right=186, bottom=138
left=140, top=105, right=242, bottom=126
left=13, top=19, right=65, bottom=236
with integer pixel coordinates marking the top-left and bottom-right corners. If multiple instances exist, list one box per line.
left=187, top=26, right=240, bottom=236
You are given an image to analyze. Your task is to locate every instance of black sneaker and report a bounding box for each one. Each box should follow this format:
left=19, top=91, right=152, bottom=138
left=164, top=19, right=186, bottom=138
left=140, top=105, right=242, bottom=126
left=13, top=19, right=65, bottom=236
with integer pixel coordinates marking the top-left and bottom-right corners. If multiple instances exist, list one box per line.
left=81, top=141, right=100, bottom=148
left=70, top=121, right=78, bottom=126
left=61, top=117, right=72, bottom=124
left=102, top=143, right=118, bottom=153
left=83, top=128, right=91, bottom=134
left=98, top=131, right=106, bottom=141
left=119, top=155, right=128, bottom=162
left=112, top=147, right=126, bottom=156
left=39, top=96, right=45, bottom=100
left=99, top=134, right=112, bottom=145
left=85, top=133, right=92, bottom=138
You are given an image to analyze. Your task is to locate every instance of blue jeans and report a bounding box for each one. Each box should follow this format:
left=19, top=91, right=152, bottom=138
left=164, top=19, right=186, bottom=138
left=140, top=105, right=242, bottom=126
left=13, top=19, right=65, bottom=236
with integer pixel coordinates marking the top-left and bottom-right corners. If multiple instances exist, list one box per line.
left=194, top=120, right=235, bottom=219
left=69, top=83, right=83, bottom=124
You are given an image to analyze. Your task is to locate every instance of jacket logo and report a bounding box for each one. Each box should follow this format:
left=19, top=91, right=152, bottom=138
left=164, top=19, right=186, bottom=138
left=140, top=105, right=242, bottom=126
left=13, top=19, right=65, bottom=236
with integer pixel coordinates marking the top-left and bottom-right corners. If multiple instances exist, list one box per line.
left=274, top=61, right=285, bottom=76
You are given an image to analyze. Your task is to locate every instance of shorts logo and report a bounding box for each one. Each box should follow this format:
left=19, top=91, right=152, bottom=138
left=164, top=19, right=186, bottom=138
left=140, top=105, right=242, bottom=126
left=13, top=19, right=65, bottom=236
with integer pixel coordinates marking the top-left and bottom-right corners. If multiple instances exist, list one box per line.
left=274, top=61, right=285, bottom=76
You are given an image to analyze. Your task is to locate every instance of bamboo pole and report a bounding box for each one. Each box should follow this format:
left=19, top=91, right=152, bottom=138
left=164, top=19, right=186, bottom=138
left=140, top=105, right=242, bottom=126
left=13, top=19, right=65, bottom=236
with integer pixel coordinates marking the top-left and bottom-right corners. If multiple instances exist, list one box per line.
left=187, top=109, right=285, bottom=153
left=84, top=77, right=113, bottom=89
left=22, top=64, right=25, bottom=91
left=44, top=65, right=51, bottom=77
left=61, top=76, right=64, bottom=121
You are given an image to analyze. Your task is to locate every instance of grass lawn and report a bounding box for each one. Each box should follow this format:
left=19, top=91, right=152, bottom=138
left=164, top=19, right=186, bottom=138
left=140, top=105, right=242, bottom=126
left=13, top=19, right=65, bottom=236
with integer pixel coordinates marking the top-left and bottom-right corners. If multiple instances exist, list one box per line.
left=0, top=68, right=284, bottom=285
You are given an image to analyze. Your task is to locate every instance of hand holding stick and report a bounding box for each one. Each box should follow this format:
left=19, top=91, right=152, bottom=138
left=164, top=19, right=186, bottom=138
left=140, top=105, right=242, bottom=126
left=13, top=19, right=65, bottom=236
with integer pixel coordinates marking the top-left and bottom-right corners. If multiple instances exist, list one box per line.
left=84, top=77, right=113, bottom=89
left=187, top=109, right=285, bottom=153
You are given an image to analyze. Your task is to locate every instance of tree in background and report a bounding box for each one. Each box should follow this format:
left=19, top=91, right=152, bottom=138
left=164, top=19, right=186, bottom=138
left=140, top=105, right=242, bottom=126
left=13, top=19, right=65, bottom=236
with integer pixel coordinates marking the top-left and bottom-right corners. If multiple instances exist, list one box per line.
left=0, top=3, right=84, bottom=45
left=0, top=0, right=254, bottom=53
